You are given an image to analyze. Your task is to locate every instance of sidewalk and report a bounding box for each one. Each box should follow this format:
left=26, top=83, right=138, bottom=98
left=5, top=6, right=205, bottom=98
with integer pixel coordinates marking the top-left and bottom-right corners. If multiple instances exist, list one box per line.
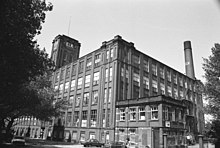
left=188, top=143, right=214, bottom=148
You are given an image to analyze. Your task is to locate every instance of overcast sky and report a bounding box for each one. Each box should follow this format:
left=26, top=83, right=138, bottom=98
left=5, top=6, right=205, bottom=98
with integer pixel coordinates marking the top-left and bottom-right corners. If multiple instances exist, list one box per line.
left=35, top=0, right=220, bottom=82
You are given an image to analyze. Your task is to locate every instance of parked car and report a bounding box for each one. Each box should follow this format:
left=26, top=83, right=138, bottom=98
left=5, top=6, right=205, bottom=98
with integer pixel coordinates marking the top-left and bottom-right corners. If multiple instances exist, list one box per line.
left=104, top=141, right=126, bottom=148
left=82, top=139, right=104, bottom=147
left=11, top=136, right=25, bottom=145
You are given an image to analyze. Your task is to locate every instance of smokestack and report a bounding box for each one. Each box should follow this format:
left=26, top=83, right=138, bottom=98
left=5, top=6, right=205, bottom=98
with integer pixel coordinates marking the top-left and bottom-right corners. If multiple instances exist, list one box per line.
left=184, top=41, right=195, bottom=79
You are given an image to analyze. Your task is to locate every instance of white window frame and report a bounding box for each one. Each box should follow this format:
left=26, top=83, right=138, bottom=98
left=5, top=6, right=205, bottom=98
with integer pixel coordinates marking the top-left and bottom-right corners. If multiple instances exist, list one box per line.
left=151, top=106, right=158, bottom=120
left=77, top=77, right=83, bottom=89
left=64, top=81, right=69, bottom=92
left=93, top=71, right=100, bottom=85
left=92, top=90, right=98, bottom=105
left=152, top=63, right=157, bottom=75
left=168, top=86, right=172, bottom=96
left=160, top=83, right=165, bottom=95
left=143, top=76, right=149, bottom=89
left=109, top=67, right=112, bottom=81
left=133, top=72, right=140, bottom=86
left=105, top=68, right=109, bottom=82
left=129, top=108, right=136, bottom=121
left=160, top=67, right=164, bottom=78
left=59, top=83, right=63, bottom=93
left=85, top=75, right=91, bottom=87
left=70, top=79, right=75, bottom=91
left=108, top=88, right=112, bottom=103
left=152, top=80, right=158, bottom=92
left=119, top=108, right=125, bottom=121
left=139, top=107, right=146, bottom=120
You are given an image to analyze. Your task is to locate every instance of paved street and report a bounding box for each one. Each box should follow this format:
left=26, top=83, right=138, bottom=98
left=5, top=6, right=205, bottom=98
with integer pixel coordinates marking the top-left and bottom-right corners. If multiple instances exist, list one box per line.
left=188, top=143, right=214, bottom=148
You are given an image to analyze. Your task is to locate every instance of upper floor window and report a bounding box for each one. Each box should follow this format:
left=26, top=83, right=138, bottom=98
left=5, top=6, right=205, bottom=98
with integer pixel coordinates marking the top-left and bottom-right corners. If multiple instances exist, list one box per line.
left=86, top=58, right=92, bottom=70
left=81, top=111, right=88, bottom=127
left=60, top=69, right=64, bottom=80
left=151, top=106, right=158, bottom=120
left=139, top=107, right=146, bottom=120
left=106, top=50, right=109, bottom=60
left=90, top=110, right=97, bottom=127
left=129, top=108, right=136, bottom=121
left=160, top=83, right=165, bottom=95
left=104, top=88, right=107, bottom=103
left=143, top=59, right=149, bottom=72
left=174, top=88, right=178, bottom=99
left=73, top=111, right=79, bottom=127
left=85, top=75, right=91, bottom=88
left=72, top=65, right=76, bottom=76
left=93, top=71, right=100, bottom=85
left=75, top=94, right=81, bottom=107
left=110, top=48, right=114, bottom=58
left=152, top=80, right=158, bottom=93
left=69, top=95, right=74, bottom=107
left=66, top=112, right=72, bottom=127
left=77, top=77, right=83, bottom=89
left=64, top=81, right=69, bottom=93
left=152, top=62, right=157, bottom=76
left=94, top=53, right=101, bottom=67
left=168, top=86, right=172, bottom=97
left=133, top=71, right=140, bottom=86
left=66, top=68, right=70, bottom=78
left=173, top=73, right=177, bottom=84
left=79, top=61, right=84, bottom=73
left=119, top=108, right=125, bottom=121
left=180, top=90, right=184, bottom=99
left=108, top=88, right=112, bottom=103
left=167, top=70, right=171, bottom=82
left=105, top=68, right=109, bottom=82
left=143, top=76, right=149, bottom=89
left=102, top=109, right=106, bottom=127
left=132, top=54, right=140, bottom=65
left=179, top=77, right=183, bottom=86
left=109, top=67, right=113, bottom=81
left=70, top=79, right=75, bottom=91
left=54, top=85, right=58, bottom=91
left=59, top=83, right=63, bottom=93
left=126, top=68, right=129, bottom=81
left=160, top=66, right=164, bottom=78
left=66, top=42, right=74, bottom=48
left=83, top=92, right=89, bottom=106
left=92, top=90, right=98, bottom=105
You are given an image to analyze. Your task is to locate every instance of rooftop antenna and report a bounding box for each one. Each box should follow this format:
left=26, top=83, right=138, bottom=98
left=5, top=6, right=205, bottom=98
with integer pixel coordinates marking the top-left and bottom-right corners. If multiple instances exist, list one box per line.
left=67, top=16, right=71, bottom=36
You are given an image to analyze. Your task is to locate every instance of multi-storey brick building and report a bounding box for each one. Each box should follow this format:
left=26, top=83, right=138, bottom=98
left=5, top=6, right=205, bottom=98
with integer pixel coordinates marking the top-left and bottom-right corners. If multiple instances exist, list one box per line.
left=14, top=35, right=204, bottom=148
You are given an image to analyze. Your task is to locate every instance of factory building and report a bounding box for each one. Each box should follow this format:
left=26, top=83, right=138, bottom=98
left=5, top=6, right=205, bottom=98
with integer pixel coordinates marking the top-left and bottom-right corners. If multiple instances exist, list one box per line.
left=14, top=35, right=204, bottom=148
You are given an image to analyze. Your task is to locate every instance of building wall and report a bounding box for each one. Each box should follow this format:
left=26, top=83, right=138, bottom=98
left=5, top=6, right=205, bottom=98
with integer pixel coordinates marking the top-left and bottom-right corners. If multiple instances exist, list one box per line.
left=14, top=35, right=204, bottom=146
left=50, top=35, right=203, bottom=144
left=51, top=35, right=81, bottom=69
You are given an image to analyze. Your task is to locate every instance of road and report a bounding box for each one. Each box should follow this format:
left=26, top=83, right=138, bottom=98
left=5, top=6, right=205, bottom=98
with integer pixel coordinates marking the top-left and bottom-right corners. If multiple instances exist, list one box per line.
left=188, top=143, right=214, bottom=148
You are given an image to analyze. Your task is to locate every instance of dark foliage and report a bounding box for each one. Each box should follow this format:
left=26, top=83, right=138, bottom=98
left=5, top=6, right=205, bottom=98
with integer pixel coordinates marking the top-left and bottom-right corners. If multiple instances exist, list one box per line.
left=0, top=0, right=65, bottom=139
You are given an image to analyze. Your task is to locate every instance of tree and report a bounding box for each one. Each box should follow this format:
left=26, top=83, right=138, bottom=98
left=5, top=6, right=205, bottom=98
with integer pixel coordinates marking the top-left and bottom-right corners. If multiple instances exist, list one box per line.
left=203, top=43, right=220, bottom=146
left=0, top=0, right=65, bottom=141
left=203, top=43, right=220, bottom=119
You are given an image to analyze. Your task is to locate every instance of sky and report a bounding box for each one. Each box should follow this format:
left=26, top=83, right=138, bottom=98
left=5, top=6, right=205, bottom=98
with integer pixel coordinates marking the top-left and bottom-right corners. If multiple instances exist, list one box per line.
left=35, top=0, right=220, bottom=82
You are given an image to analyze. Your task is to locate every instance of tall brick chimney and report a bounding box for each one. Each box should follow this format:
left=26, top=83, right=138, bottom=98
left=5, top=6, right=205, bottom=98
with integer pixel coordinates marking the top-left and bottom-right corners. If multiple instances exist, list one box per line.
left=184, top=41, right=195, bottom=79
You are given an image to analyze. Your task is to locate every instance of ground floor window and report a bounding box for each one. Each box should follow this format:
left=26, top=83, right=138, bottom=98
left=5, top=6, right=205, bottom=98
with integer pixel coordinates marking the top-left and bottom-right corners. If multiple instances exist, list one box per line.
left=89, top=132, right=95, bottom=139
